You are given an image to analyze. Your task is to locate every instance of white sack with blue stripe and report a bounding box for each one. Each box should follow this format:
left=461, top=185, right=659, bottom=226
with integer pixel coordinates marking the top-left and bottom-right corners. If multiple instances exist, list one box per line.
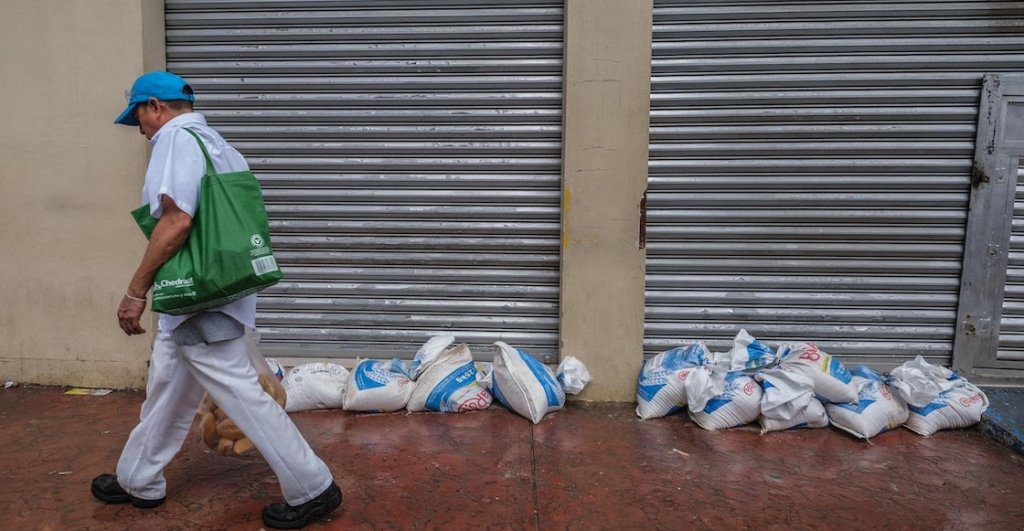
left=407, top=343, right=492, bottom=413
left=635, top=343, right=711, bottom=420
left=777, top=343, right=858, bottom=404
left=889, top=356, right=989, bottom=436
left=343, top=358, right=416, bottom=413
left=688, top=370, right=763, bottom=431
left=755, top=367, right=828, bottom=433
left=719, top=329, right=778, bottom=372
left=825, top=366, right=908, bottom=440
left=492, top=342, right=566, bottom=424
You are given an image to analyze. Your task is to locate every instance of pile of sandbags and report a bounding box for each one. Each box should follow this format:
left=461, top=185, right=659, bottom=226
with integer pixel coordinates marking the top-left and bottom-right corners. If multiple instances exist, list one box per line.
left=635, top=330, right=989, bottom=440
left=257, top=334, right=591, bottom=423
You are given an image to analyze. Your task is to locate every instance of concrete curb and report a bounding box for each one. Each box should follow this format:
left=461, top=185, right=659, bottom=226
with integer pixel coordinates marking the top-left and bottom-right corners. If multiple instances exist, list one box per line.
left=977, top=388, right=1024, bottom=457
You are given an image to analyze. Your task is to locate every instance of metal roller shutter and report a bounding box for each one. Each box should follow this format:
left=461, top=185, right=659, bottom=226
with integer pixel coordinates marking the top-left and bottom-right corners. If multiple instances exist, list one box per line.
left=999, top=160, right=1024, bottom=362
left=165, top=0, right=564, bottom=361
left=646, top=1, right=1024, bottom=368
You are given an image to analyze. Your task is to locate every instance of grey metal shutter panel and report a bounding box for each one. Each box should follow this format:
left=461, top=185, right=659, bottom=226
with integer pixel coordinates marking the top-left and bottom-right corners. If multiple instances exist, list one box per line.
left=165, top=0, right=564, bottom=361
left=1000, top=160, right=1024, bottom=362
left=646, top=1, right=1024, bottom=369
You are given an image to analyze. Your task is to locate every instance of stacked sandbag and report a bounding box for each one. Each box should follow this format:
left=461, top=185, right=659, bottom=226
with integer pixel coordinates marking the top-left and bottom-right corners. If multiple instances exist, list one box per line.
left=888, top=355, right=989, bottom=436
left=409, top=333, right=456, bottom=381
left=199, top=371, right=286, bottom=457
left=635, top=343, right=711, bottom=420
left=825, top=366, right=909, bottom=440
left=755, top=367, right=828, bottom=433
left=282, top=362, right=349, bottom=413
left=719, top=329, right=778, bottom=373
left=776, top=343, right=858, bottom=404
left=407, top=343, right=492, bottom=412
left=688, top=370, right=763, bottom=431
left=491, top=342, right=567, bottom=424
left=343, top=358, right=416, bottom=413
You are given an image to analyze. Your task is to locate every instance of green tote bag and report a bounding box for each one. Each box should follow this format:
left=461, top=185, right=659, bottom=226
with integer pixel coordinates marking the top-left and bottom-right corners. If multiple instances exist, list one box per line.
left=131, top=128, right=282, bottom=315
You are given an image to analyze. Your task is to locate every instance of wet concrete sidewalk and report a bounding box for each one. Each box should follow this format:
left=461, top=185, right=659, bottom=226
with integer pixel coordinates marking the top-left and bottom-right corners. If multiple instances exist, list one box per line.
left=1, top=386, right=1022, bottom=530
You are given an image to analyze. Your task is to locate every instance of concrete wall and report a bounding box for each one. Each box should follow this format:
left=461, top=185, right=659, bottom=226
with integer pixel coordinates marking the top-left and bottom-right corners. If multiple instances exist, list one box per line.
left=560, top=0, right=653, bottom=401
left=0, top=0, right=165, bottom=388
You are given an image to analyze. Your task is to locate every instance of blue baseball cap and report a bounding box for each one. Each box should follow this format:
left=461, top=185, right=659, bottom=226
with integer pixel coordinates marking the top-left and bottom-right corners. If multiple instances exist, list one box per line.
left=114, top=71, right=195, bottom=126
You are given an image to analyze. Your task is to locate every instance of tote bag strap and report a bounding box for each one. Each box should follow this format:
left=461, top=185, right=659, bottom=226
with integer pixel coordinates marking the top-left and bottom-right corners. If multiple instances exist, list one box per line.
left=182, top=127, right=216, bottom=177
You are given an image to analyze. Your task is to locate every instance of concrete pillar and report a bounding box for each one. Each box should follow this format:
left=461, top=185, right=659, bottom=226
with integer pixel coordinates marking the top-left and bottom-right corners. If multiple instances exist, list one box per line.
left=560, top=0, right=653, bottom=401
left=0, top=0, right=165, bottom=388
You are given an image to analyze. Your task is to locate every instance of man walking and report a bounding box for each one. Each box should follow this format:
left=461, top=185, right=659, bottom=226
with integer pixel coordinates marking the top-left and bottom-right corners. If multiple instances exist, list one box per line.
left=92, top=70, right=341, bottom=529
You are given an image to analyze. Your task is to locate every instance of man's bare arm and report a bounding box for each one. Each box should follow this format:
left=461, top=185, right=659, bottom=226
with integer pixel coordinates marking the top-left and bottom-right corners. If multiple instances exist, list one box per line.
left=117, top=195, right=192, bottom=335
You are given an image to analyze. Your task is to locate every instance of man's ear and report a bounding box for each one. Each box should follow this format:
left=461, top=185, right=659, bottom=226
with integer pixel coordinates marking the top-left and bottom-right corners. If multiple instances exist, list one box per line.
left=147, top=97, right=161, bottom=113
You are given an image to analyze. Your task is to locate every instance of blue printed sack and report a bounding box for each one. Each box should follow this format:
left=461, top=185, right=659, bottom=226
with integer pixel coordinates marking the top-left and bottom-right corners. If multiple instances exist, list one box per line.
left=777, top=343, right=858, bottom=404
left=825, top=366, right=908, bottom=439
left=635, top=343, right=710, bottom=420
left=688, top=371, right=763, bottom=431
left=343, top=358, right=415, bottom=412
left=492, top=342, right=565, bottom=424
left=407, top=344, right=492, bottom=413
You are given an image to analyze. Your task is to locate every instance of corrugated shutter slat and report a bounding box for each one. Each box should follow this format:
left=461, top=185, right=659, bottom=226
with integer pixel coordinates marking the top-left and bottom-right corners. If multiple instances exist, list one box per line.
left=166, top=0, right=563, bottom=360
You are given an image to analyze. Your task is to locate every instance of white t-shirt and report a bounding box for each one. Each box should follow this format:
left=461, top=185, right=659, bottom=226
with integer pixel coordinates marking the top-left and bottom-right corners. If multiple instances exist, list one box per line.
left=142, top=112, right=257, bottom=336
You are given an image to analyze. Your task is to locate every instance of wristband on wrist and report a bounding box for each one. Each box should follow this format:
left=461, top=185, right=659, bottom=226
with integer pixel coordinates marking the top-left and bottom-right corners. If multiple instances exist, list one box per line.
left=125, top=292, right=148, bottom=303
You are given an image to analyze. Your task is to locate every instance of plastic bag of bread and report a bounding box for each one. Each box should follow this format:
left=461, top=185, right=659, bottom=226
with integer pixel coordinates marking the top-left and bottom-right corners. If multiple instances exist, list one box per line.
left=196, top=330, right=287, bottom=457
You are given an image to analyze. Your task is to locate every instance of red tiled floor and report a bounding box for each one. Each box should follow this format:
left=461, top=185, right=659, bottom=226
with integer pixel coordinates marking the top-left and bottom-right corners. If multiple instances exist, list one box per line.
left=1, top=387, right=1022, bottom=530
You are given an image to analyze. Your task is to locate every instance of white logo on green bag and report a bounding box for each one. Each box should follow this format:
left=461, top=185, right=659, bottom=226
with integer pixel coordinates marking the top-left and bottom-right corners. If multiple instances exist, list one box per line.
left=250, top=234, right=264, bottom=247
left=154, top=277, right=195, bottom=290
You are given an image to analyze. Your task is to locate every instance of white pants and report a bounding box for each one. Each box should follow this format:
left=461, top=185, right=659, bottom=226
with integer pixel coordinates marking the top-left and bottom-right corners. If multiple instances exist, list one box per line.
left=116, top=334, right=333, bottom=505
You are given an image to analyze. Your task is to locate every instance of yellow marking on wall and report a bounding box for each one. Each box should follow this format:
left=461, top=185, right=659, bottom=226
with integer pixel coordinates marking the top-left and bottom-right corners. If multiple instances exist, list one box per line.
left=562, top=189, right=571, bottom=248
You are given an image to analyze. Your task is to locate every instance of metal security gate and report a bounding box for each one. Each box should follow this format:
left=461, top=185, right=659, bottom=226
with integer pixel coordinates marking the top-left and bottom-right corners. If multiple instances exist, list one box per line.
left=999, top=160, right=1024, bottom=363
left=955, top=74, right=1024, bottom=379
left=166, top=1, right=564, bottom=361
left=646, top=1, right=1024, bottom=369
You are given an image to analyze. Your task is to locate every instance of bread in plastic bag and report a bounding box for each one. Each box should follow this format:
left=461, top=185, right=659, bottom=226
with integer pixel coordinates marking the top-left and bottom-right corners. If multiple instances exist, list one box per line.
left=196, top=330, right=286, bottom=457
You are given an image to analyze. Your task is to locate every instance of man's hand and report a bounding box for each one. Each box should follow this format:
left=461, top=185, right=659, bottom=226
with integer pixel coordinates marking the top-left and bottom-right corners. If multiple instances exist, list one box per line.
left=118, top=295, right=147, bottom=335
left=119, top=195, right=192, bottom=335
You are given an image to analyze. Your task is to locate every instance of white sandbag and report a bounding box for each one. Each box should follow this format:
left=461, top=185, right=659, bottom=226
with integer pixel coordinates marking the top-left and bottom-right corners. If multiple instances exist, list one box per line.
left=635, top=343, right=710, bottom=420
left=476, top=361, right=493, bottom=390
left=777, top=343, right=858, bottom=404
left=755, top=367, right=828, bottom=433
left=888, top=355, right=957, bottom=408
left=555, top=356, right=591, bottom=395
left=826, top=366, right=909, bottom=440
left=905, top=375, right=989, bottom=436
left=492, top=342, right=565, bottom=424
left=759, top=399, right=828, bottom=433
left=281, top=362, right=349, bottom=413
left=688, top=372, right=763, bottom=431
left=343, top=358, right=416, bottom=413
left=409, top=333, right=456, bottom=381
left=407, top=344, right=492, bottom=412
left=683, top=364, right=726, bottom=413
left=723, top=329, right=778, bottom=372
left=264, top=357, right=284, bottom=381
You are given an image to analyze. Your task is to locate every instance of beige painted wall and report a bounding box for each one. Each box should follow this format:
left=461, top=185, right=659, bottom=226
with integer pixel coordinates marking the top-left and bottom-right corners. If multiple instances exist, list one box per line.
left=560, top=0, right=653, bottom=401
left=0, top=0, right=165, bottom=388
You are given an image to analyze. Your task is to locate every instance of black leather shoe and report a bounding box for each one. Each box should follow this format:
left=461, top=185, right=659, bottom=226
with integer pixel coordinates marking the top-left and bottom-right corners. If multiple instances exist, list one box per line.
left=91, top=474, right=165, bottom=509
left=262, top=482, right=342, bottom=529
